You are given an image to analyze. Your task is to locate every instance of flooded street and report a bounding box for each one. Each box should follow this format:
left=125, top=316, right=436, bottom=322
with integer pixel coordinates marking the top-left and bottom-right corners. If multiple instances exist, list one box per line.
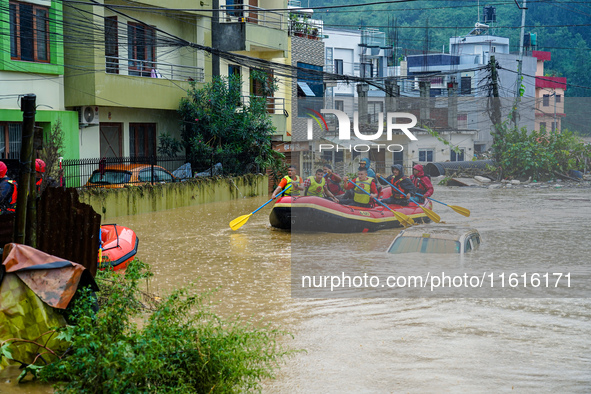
left=3, top=186, right=591, bottom=392
left=116, top=186, right=591, bottom=392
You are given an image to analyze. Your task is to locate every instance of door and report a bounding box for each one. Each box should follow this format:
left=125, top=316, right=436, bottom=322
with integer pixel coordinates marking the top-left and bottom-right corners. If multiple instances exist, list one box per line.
left=100, top=123, right=122, bottom=158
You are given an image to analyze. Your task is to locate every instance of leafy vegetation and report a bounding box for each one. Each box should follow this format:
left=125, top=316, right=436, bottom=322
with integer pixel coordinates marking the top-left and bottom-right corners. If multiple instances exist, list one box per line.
left=178, top=74, right=285, bottom=175
left=2, top=260, right=293, bottom=393
left=39, top=118, right=65, bottom=192
left=491, top=122, right=590, bottom=180
left=157, top=132, right=183, bottom=158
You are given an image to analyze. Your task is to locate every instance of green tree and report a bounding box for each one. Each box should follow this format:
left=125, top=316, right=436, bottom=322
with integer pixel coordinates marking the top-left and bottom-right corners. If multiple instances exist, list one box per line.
left=178, top=74, right=284, bottom=175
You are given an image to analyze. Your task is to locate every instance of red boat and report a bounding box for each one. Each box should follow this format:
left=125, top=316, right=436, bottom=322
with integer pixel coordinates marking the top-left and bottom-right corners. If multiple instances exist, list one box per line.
left=269, top=188, right=433, bottom=233
left=98, top=224, right=139, bottom=271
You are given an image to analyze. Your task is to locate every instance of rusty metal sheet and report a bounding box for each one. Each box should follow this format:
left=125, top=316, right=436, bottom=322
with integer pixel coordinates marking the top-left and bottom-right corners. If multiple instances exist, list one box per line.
left=2, top=243, right=86, bottom=309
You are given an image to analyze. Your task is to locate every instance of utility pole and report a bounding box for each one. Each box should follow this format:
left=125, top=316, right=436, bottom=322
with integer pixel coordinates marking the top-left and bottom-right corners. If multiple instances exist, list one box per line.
left=513, top=0, right=527, bottom=128
left=14, top=94, right=36, bottom=245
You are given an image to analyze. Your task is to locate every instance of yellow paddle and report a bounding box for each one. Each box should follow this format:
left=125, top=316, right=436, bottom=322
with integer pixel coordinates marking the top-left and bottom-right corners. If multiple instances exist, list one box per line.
left=416, top=193, right=470, bottom=217
left=229, top=185, right=292, bottom=231
left=379, top=176, right=441, bottom=223
left=347, top=180, right=415, bottom=228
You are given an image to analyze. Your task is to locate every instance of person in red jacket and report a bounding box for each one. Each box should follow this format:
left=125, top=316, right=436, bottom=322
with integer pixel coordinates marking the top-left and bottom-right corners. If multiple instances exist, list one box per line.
left=0, top=161, right=17, bottom=214
left=410, top=164, right=433, bottom=203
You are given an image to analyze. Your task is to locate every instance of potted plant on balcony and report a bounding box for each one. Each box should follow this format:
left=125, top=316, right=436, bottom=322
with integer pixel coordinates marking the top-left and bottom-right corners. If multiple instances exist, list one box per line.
left=308, top=27, right=319, bottom=40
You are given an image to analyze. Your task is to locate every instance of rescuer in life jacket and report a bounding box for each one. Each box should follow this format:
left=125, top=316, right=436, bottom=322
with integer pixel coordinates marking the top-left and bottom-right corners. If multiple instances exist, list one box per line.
left=340, top=168, right=378, bottom=208
left=0, top=161, right=17, bottom=214
left=378, top=164, right=417, bottom=206
left=271, top=164, right=304, bottom=199
left=410, top=164, right=434, bottom=203
left=303, top=168, right=339, bottom=203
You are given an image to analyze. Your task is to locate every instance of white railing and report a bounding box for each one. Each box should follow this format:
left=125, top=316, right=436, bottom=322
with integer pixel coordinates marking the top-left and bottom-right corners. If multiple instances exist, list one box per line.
left=220, top=4, right=284, bottom=30
left=105, top=56, right=205, bottom=82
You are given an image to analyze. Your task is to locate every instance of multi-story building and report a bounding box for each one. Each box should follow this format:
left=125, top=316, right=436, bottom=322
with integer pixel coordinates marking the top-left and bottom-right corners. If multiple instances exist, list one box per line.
left=532, top=51, right=566, bottom=133
left=63, top=0, right=211, bottom=160
left=1, top=0, right=79, bottom=162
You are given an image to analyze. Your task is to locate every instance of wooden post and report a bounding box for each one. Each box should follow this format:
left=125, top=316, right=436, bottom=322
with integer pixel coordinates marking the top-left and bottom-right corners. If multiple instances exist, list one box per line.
left=14, top=94, right=36, bottom=245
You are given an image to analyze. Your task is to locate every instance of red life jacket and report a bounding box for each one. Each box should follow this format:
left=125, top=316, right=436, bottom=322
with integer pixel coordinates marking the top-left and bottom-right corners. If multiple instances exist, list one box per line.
left=391, top=177, right=406, bottom=199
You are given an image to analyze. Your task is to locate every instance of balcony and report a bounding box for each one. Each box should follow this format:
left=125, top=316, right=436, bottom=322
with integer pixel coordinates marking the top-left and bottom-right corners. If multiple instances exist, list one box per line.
left=217, top=4, right=287, bottom=53
left=240, top=95, right=287, bottom=134
left=105, top=56, right=205, bottom=82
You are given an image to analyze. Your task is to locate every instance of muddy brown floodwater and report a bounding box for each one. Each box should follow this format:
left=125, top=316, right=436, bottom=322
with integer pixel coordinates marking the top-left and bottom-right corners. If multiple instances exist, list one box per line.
left=2, top=186, right=590, bottom=392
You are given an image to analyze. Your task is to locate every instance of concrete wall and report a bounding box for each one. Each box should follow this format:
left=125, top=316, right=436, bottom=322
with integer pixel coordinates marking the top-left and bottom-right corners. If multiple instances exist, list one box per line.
left=78, top=175, right=268, bottom=220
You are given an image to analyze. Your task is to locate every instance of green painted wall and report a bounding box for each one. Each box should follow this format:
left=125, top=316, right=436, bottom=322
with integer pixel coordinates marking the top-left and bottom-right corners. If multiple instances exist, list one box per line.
left=78, top=175, right=268, bottom=220
left=0, top=109, right=79, bottom=160
left=0, top=0, right=64, bottom=75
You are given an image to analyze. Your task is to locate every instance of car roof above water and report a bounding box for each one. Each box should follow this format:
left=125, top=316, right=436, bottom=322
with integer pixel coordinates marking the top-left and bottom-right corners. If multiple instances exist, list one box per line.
left=398, top=224, right=479, bottom=241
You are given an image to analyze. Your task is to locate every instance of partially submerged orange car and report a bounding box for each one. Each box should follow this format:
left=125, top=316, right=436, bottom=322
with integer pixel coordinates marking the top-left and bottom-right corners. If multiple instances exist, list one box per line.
left=85, top=164, right=177, bottom=188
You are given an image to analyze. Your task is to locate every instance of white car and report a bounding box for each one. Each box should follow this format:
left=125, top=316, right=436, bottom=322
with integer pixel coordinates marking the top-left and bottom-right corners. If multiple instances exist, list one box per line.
left=387, top=225, right=482, bottom=255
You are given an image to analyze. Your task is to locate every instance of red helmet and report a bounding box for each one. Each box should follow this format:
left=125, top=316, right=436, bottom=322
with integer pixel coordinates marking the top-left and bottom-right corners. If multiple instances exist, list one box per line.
left=35, top=159, right=46, bottom=173
left=0, top=161, right=6, bottom=178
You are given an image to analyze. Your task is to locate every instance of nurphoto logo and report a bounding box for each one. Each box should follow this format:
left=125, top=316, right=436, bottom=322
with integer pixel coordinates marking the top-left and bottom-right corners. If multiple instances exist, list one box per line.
left=306, top=110, right=419, bottom=153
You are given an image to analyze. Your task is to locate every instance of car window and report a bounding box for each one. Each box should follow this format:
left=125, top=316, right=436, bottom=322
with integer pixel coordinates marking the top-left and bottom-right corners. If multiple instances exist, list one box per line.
left=388, top=237, right=461, bottom=254
left=154, top=168, right=173, bottom=182
left=89, top=170, right=132, bottom=185
left=465, top=238, right=472, bottom=253
left=138, top=168, right=174, bottom=183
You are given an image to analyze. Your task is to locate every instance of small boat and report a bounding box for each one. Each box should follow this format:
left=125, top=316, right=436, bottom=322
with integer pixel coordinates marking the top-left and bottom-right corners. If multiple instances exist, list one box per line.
left=98, top=224, right=139, bottom=271
left=269, top=189, right=433, bottom=233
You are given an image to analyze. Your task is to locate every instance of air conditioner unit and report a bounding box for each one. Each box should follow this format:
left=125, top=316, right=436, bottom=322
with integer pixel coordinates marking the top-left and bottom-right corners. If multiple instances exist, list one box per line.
left=79, top=106, right=99, bottom=125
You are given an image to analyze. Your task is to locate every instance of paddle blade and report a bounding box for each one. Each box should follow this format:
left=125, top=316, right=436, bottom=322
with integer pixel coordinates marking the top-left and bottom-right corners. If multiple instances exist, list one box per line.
left=393, top=211, right=414, bottom=227
left=450, top=205, right=470, bottom=217
left=229, top=213, right=253, bottom=231
left=420, top=206, right=441, bottom=223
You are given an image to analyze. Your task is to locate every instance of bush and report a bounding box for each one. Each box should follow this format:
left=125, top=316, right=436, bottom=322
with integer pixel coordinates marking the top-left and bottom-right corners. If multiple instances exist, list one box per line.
left=492, top=123, right=591, bottom=180
left=36, top=260, right=293, bottom=393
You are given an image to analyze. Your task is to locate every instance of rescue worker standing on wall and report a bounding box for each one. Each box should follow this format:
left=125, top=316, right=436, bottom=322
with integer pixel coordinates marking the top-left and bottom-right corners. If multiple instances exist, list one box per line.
left=410, top=164, right=434, bottom=203
left=340, top=168, right=378, bottom=208
left=271, top=164, right=304, bottom=199
left=35, top=158, right=46, bottom=193
left=0, top=161, right=17, bottom=214
left=379, top=164, right=417, bottom=206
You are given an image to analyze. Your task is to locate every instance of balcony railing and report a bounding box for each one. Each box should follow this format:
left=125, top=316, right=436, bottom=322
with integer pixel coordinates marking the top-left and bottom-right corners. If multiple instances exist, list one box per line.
left=105, top=56, right=205, bottom=82
left=220, top=4, right=284, bottom=30
left=288, top=18, right=322, bottom=40
left=240, top=95, right=286, bottom=115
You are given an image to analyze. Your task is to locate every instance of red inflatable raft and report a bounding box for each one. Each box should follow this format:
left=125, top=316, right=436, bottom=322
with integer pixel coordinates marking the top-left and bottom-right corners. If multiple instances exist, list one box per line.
left=269, top=189, right=433, bottom=233
left=98, top=224, right=139, bottom=271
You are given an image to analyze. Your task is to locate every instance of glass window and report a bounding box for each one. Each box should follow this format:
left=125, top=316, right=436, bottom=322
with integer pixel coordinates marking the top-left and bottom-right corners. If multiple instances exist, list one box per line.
left=334, top=59, right=343, bottom=75
left=450, top=148, right=465, bottom=162
left=388, top=237, right=461, bottom=254
left=460, top=76, right=471, bottom=95
left=105, top=17, right=119, bottom=74
left=10, top=1, right=50, bottom=63
left=1, top=123, right=23, bottom=160
left=129, top=123, right=156, bottom=157
left=543, top=94, right=550, bottom=106
left=418, top=149, right=433, bottom=162
left=128, top=22, right=156, bottom=77
left=556, top=94, right=561, bottom=103
left=89, top=170, right=131, bottom=185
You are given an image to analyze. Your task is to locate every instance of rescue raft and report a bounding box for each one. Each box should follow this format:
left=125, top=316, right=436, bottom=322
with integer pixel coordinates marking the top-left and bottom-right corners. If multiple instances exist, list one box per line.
left=269, top=190, right=433, bottom=233
left=99, top=224, right=139, bottom=271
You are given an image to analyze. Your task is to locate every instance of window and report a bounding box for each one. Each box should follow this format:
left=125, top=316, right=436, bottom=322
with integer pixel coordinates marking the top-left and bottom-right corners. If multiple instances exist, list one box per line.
left=543, top=94, right=550, bottom=106
left=138, top=168, right=173, bottom=183
left=368, top=101, right=383, bottom=123
left=226, top=0, right=244, bottom=17
left=457, top=113, right=468, bottom=129
left=418, top=148, right=433, bottom=162
left=334, top=59, right=343, bottom=75
left=450, top=148, right=465, bottom=162
left=10, top=1, right=50, bottom=62
left=129, top=123, right=156, bottom=157
left=105, top=17, right=119, bottom=74
left=297, top=62, right=323, bottom=117
left=540, top=122, right=546, bottom=131
left=460, top=76, right=471, bottom=95
left=393, top=150, right=403, bottom=167
left=228, top=64, right=241, bottom=78
left=0, top=123, right=23, bottom=160
left=335, top=100, right=344, bottom=112
left=556, top=94, right=561, bottom=103
left=360, top=63, right=372, bottom=78
left=128, top=22, right=156, bottom=77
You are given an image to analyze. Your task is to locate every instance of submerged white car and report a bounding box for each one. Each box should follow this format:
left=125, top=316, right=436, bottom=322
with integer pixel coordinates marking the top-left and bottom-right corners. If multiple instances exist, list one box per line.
left=387, top=225, right=482, bottom=255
